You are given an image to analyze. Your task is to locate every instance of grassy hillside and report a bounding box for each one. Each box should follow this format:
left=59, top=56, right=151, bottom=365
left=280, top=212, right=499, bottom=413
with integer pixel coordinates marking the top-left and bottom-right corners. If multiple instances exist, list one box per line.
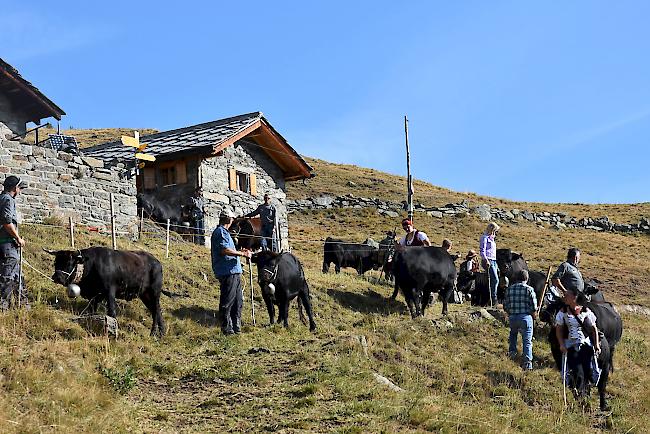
left=0, top=209, right=647, bottom=432
left=3, top=127, right=649, bottom=432
left=288, top=158, right=650, bottom=225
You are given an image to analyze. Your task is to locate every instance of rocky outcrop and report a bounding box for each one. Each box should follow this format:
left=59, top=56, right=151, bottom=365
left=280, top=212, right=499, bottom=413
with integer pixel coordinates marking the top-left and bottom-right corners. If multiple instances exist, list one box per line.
left=287, top=195, right=650, bottom=235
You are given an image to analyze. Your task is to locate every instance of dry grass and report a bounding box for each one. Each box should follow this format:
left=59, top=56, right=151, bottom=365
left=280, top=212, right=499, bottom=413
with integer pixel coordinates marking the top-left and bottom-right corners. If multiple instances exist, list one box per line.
left=0, top=131, right=648, bottom=431
left=23, top=126, right=159, bottom=148
left=289, top=158, right=650, bottom=224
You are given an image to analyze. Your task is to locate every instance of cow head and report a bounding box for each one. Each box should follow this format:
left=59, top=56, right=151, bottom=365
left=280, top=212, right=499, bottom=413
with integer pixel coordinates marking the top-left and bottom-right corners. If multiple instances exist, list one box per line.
left=251, top=251, right=282, bottom=297
left=230, top=218, right=260, bottom=251
left=44, top=249, right=85, bottom=286
left=495, top=248, right=527, bottom=289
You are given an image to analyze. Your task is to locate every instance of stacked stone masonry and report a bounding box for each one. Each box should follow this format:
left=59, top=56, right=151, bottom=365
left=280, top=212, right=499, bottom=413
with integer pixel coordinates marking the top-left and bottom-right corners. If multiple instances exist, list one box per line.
left=200, top=140, right=289, bottom=250
left=287, top=195, right=650, bottom=235
left=0, top=139, right=138, bottom=233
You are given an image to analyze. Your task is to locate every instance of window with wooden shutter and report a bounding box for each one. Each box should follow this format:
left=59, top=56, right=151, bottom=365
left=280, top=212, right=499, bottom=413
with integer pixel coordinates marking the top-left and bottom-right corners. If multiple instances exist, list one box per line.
left=176, top=161, right=187, bottom=184
left=144, top=168, right=155, bottom=190
left=250, top=173, right=257, bottom=196
left=228, top=168, right=237, bottom=190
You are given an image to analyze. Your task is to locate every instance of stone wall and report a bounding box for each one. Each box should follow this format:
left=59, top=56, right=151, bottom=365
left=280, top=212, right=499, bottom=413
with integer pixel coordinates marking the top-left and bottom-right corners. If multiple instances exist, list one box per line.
left=0, top=138, right=138, bottom=232
left=288, top=194, right=650, bottom=235
left=200, top=140, right=289, bottom=249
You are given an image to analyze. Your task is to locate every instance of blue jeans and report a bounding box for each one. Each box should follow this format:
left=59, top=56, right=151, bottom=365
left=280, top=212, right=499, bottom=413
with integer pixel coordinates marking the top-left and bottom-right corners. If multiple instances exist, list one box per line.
left=487, top=259, right=499, bottom=304
left=509, top=313, right=533, bottom=369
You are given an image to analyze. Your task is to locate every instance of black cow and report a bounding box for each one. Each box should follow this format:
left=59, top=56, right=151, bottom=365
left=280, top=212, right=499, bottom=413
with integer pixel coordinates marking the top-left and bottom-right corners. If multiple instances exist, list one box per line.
left=322, top=237, right=379, bottom=275
left=46, top=247, right=173, bottom=337
left=252, top=251, right=316, bottom=331
left=391, top=246, right=457, bottom=317
left=542, top=291, right=623, bottom=410
left=495, top=248, right=547, bottom=303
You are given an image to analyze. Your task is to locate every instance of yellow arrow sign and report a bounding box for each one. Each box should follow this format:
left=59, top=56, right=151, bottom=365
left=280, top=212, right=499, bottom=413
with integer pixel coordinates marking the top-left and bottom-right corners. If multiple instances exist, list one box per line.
left=121, top=131, right=149, bottom=150
left=135, top=152, right=156, bottom=162
left=121, top=135, right=140, bottom=148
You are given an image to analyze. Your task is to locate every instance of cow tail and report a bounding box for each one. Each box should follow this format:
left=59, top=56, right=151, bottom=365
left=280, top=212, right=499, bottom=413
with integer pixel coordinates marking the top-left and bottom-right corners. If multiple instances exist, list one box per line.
left=297, top=257, right=308, bottom=325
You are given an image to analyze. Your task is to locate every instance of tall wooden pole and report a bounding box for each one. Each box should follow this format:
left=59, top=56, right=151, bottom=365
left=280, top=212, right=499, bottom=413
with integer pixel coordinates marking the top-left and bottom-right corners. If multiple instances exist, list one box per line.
left=110, top=193, right=117, bottom=250
left=405, top=115, right=414, bottom=222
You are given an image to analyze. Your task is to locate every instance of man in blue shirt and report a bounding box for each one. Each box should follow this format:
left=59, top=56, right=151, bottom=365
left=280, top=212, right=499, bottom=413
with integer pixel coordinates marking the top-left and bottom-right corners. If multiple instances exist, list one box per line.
left=504, top=269, right=538, bottom=370
left=211, top=212, right=252, bottom=335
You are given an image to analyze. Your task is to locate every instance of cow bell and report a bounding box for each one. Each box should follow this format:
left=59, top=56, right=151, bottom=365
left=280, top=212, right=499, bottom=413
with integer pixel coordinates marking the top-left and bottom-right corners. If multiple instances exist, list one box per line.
left=267, top=283, right=275, bottom=295
left=67, top=283, right=81, bottom=298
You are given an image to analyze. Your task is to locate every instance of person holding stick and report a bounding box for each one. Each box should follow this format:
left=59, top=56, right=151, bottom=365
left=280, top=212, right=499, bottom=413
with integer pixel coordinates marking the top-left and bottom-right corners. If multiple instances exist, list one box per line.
left=0, top=175, right=28, bottom=311
left=479, top=222, right=500, bottom=306
left=211, top=211, right=252, bottom=335
left=504, top=269, right=538, bottom=370
left=551, top=247, right=584, bottom=295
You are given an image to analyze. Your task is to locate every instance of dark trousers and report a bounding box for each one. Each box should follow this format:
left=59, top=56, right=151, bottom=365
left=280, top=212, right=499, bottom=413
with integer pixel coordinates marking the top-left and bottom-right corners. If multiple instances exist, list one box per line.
left=218, top=273, right=243, bottom=334
left=567, top=344, right=594, bottom=390
left=0, top=243, right=27, bottom=310
left=260, top=225, right=275, bottom=252
left=192, top=217, right=205, bottom=245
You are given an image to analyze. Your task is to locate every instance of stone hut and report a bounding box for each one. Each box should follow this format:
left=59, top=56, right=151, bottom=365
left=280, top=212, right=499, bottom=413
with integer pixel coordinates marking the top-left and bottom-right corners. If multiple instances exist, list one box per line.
left=0, top=57, right=65, bottom=139
left=84, top=112, right=313, bottom=248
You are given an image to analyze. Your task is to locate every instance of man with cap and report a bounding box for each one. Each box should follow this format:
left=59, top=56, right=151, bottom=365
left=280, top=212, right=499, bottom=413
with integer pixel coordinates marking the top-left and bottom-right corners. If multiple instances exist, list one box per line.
left=245, top=193, right=277, bottom=252
left=0, top=175, right=28, bottom=310
left=211, top=210, right=252, bottom=335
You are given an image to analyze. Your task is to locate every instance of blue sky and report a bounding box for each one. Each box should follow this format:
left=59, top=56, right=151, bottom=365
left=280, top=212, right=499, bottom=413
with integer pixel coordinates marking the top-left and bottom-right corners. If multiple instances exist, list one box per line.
left=3, top=1, right=649, bottom=204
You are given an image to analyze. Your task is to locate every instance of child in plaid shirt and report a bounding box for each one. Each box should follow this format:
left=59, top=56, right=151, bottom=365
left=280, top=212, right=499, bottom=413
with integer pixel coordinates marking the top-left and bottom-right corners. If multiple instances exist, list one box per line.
left=504, top=269, right=538, bottom=370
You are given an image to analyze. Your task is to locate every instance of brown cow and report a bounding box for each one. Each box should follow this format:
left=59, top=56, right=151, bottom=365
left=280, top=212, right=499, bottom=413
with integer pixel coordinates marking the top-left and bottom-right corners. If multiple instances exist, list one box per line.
left=229, top=217, right=263, bottom=251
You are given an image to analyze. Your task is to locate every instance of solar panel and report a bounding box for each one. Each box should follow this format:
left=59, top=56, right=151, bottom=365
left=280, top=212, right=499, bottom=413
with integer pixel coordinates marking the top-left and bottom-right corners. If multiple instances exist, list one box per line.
left=48, top=134, right=79, bottom=154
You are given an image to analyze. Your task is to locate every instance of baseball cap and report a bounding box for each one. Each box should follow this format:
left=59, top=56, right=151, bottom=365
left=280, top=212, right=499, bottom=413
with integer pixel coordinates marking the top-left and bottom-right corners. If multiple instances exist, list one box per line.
left=3, top=176, right=27, bottom=190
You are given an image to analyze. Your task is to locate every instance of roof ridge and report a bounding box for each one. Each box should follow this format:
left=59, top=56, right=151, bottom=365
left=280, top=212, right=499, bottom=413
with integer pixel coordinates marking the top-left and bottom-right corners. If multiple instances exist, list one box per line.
left=84, top=111, right=262, bottom=152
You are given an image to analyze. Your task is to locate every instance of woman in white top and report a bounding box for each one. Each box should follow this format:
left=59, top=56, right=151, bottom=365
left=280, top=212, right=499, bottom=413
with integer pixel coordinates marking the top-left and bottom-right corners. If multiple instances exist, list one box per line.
left=397, top=218, right=431, bottom=248
left=555, top=289, right=601, bottom=388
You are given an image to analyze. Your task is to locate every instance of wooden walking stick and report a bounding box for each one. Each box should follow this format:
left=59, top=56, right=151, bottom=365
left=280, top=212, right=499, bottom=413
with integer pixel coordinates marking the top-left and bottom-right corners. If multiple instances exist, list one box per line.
left=562, top=352, right=568, bottom=407
left=536, top=266, right=554, bottom=317
left=248, top=258, right=256, bottom=326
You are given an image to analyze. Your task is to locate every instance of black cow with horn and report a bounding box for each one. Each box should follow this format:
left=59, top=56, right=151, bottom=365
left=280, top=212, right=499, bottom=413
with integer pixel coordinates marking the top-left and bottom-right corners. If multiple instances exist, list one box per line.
left=251, top=250, right=316, bottom=331
left=45, top=246, right=179, bottom=337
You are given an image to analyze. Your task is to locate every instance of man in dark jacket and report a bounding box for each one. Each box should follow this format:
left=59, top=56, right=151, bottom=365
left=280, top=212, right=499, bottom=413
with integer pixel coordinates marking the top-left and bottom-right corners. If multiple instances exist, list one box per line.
left=0, top=175, right=28, bottom=310
left=188, top=187, right=205, bottom=245
left=245, top=193, right=277, bottom=251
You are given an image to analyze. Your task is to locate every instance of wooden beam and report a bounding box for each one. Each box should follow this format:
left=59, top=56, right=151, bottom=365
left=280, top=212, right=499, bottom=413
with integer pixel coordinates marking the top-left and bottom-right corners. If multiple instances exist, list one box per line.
left=0, top=66, right=65, bottom=120
left=212, top=121, right=262, bottom=154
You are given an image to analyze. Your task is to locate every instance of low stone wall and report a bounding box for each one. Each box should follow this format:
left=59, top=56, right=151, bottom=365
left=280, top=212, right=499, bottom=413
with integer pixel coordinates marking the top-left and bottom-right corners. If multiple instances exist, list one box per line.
left=0, top=139, right=138, bottom=232
left=287, top=194, right=650, bottom=235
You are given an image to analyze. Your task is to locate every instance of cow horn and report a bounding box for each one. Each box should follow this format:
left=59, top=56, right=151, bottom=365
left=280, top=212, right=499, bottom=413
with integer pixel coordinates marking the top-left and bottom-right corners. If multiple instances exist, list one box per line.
left=42, top=248, right=58, bottom=255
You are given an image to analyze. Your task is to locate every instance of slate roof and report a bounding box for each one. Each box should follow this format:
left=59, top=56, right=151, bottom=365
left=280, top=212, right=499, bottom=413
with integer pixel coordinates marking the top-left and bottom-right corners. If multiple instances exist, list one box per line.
left=84, top=112, right=313, bottom=181
left=0, top=57, right=65, bottom=122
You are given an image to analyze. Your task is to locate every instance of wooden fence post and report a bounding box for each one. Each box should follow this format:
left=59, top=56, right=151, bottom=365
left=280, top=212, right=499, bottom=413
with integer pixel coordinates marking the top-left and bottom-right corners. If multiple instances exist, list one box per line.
left=165, top=219, right=170, bottom=259
left=110, top=193, right=117, bottom=250
left=139, top=207, right=144, bottom=239
left=69, top=217, right=75, bottom=248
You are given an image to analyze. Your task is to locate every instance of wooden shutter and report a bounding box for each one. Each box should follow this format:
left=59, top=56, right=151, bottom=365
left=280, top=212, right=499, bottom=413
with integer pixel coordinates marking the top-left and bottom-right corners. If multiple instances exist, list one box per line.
left=250, top=173, right=257, bottom=196
left=228, top=168, right=237, bottom=190
left=144, top=167, right=155, bottom=189
left=176, top=161, right=187, bottom=184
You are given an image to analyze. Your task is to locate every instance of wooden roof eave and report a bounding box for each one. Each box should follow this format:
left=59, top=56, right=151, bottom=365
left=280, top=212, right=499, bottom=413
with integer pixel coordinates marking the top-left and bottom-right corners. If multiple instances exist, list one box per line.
left=0, top=66, right=65, bottom=121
